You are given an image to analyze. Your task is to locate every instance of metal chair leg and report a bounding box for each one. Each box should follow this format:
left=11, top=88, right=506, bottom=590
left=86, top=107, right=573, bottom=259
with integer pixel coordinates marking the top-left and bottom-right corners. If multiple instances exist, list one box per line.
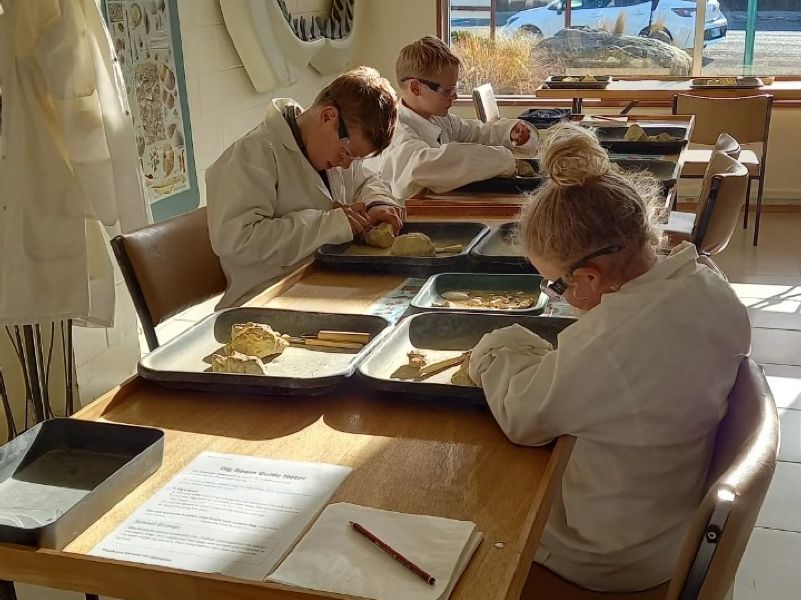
left=743, top=177, right=752, bottom=229
left=753, top=174, right=766, bottom=246
left=0, top=581, right=17, bottom=600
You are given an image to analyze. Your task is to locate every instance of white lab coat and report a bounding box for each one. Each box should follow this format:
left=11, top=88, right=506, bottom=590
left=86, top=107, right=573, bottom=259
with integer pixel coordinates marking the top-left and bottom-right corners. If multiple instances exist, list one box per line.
left=0, top=0, right=149, bottom=327
left=469, top=243, right=751, bottom=592
left=364, top=102, right=539, bottom=199
left=206, top=98, right=399, bottom=308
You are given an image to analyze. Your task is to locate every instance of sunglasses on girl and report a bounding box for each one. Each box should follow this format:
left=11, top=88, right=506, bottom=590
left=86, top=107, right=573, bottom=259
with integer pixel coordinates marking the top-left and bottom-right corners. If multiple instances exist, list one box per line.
left=540, top=245, right=624, bottom=300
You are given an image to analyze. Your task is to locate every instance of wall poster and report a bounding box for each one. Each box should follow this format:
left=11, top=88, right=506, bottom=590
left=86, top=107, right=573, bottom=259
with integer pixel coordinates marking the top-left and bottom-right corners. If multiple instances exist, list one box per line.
left=102, top=0, right=199, bottom=219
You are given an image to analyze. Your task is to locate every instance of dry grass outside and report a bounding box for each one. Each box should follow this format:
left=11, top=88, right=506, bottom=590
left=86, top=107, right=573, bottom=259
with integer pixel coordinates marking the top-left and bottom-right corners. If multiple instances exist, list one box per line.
left=598, top=12, right=628, bottom=35
left=452, top=31, right=558, bottom=96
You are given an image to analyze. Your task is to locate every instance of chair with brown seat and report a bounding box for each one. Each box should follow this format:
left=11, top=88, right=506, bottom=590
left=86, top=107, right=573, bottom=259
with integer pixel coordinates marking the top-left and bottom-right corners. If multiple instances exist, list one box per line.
left=663, top=151, right=749, bottom=256
left=110, top=207, right=227, bottom=351
left=473, top=83, right=500, bottom=123
left=672, top=94, right=773, bottom=246
left=522, top=358, right=779, bottom=600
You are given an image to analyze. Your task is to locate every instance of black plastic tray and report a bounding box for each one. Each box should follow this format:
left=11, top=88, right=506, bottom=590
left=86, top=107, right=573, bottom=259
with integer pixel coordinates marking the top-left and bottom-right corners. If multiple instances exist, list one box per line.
left=544, top=75, right=611, bottom=89
left=357, top=312, right=575, bottom=405
left=315, top=222, right=490, bottom=276
left=139, top=308, right=391, bottom=396
left=613, top=157, right=681, bottom=188
left=469, top=222, right=535, bottom=273
left=455, top=164, right=543, bottom=194
left=0, top=418, right=163, bottom=549
left=589, top=124, right=690, bottom=155
left=409, top=273, right=547, bottom=316
left=690, top=76, right=763, bottom=90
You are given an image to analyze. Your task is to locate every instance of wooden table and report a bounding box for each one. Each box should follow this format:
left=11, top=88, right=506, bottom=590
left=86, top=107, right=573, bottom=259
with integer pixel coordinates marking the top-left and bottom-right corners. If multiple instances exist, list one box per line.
left=535, top=78, right=798, bottom=113
left=0, top=262, right=574, bottom=600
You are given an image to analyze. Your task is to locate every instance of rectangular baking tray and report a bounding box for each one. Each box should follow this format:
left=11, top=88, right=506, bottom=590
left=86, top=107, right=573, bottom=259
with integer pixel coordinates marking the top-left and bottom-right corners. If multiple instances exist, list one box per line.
left=690, top=77, right=763, bottom=90
left=469, top=222, right=535, bottom=273
left=315, top=222, right=490, bottom=276
left=588, top=124, right=690, bottom=155
left=543, top=75, right=611, bottom=89
left=409, top=273, right=547, bottom=316
left=357, top=312, right=575, bottom=405
left=139, top=308, right=391, bottom=396
left=0, top=418, right=164, bottom=549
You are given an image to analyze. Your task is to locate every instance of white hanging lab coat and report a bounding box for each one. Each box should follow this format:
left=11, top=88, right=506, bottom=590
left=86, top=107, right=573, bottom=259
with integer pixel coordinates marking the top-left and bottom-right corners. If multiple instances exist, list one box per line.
left=364, top=102, right=539, bottom=199
left=469, top=243, right=751, bottom=592
left=206, top=98, right=399, bottom=308
left=0, top=0, right=149, bottom=327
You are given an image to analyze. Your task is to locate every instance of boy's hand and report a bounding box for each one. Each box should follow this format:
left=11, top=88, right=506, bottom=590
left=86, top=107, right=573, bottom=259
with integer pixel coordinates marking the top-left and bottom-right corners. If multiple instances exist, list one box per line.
left=334, top=201, right=370, bottom=236
left=367, top=204, right=405, bottom=235
left=511, top=121, right=532, bottom=146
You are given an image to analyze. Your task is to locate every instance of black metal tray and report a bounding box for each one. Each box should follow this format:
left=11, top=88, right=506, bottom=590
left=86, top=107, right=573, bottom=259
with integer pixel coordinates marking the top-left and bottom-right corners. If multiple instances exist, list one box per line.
left=0, top=418, right=163, bottom=549
left=518, top=108, right=571, bottom=129
left=357, top=312, right=575, bottom=405
left=544, top=75, right=611, bottom=89
left=409, top=273, right=547, bottom=316
left=613, top=157, right=681, bottom=188
left=139, top=308, right=391, bottom=396
left=589, top=124, right=690, bottom=155
left=469, top=222, right=535, bottom=273
left=690, top=76, right=763, bottom=90
left=455, top=159, right=543, bottom=194
left=315, top=222, right=490, bottom=276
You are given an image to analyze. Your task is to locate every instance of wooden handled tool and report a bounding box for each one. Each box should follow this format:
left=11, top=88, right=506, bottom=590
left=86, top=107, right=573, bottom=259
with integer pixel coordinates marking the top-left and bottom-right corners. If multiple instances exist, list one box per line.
left=288, top=337, right=364, bottom=350
left=435, top=244, right=464, bottom=254
left=418, top=354, right=467, bottom=376
left=311, top=330, right=371, bottom=345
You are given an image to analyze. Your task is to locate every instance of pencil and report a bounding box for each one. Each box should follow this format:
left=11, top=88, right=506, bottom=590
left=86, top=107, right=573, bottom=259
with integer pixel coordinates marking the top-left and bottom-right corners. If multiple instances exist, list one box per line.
left=349, top=520, right=436, bottom=586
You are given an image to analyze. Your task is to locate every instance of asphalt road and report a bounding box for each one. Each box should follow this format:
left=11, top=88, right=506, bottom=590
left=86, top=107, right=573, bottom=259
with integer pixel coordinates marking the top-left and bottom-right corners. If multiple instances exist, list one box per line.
left=704, top=30, right=801, bottom=74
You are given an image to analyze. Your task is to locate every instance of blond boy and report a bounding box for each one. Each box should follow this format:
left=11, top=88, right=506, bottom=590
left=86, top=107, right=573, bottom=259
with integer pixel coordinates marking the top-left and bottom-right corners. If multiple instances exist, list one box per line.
left=365, top=36, right=539, bottom=199
left=206, top=67, right=404, bottom=308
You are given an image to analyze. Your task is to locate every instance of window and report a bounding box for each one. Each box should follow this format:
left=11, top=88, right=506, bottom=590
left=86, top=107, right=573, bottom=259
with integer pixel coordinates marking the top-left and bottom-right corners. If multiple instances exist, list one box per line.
left=444, top=0, right=801, bottom=95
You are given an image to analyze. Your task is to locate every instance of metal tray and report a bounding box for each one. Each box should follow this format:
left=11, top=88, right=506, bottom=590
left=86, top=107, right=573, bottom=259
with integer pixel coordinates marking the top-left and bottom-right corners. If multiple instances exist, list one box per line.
left=469, top=222, right=535, bottom=273
left=409, top=273, right=547, bottom=316
left=315, top=222, right=490, bottom=276
left=518, top=108, right=571, bottom=129
left=357, top=312, right=575, bottom=405
left=544, top=75, right=611, bottom=89
left=455, top=158, right=543, bottom=194
left=690, top=77, right=763, bottom=90
left=0, top=418, right=163, bottom=549
left=589, top=124, right=690, bottom=155
left=613, top=157, right=681, bottom=188
left=139, top=308, right=391, bottom=396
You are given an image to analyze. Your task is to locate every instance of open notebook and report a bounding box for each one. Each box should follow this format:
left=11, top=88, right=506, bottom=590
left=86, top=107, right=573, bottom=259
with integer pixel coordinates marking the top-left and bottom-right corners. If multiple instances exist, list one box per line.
left=269, top=503, right=483, bottom=600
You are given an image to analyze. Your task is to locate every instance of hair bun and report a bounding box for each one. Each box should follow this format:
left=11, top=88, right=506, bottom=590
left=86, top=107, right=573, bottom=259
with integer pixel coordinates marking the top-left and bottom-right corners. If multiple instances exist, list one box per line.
left=539, top=123, right=610, bottom=188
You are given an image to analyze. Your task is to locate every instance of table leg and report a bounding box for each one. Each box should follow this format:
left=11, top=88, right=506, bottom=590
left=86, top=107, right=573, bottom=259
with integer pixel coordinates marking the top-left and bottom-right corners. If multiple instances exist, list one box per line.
left=571, top=97, right=583, bottom=114
left=0, top=581, right=17, bottom=600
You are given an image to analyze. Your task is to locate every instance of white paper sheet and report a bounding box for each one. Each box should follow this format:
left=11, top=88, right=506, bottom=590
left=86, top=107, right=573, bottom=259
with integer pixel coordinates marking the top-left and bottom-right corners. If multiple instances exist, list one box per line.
left=90, top=452, right=351, bottom=580
left=269, top=503, right=483, bottom=600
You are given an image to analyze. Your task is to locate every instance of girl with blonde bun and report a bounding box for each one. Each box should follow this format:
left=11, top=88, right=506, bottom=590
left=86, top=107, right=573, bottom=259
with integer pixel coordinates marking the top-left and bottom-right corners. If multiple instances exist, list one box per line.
left=468, top=124, right=751, bottom=592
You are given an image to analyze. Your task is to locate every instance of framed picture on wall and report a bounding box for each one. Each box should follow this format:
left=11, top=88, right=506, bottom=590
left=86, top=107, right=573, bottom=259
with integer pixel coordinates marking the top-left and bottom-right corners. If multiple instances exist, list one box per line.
left=101, top=0, right=199, bottom=221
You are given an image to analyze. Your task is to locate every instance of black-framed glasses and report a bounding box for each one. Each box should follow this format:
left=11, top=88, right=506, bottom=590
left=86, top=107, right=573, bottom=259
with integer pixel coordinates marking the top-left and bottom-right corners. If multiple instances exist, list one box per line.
left=540, top=245, right=624, bottom=300
left=332, top=101, right=357, bottom=161
left=400, top=76, right=458, bottom=97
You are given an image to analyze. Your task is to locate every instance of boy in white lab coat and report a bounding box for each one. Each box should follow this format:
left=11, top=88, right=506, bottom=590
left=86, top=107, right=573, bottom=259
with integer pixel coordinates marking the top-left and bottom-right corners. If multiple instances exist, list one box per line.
left=365, top=36, right=539, bottom=199
left=206, top=67, right=404, bottom=308
left=468, top=125, right=751, bottom=592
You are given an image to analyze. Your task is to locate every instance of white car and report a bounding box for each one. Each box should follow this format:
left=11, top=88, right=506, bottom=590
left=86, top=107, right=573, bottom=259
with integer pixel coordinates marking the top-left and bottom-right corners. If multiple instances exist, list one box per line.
left=503, top=0, right=728, bottom=49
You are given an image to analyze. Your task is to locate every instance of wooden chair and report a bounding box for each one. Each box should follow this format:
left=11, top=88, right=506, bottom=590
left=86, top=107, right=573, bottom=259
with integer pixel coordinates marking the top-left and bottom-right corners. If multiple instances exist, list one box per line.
left=110, top=207, right=226, bottom=351
left=472, top=83, right=500, bottom=123
left=672, top=94, right=773, bottom=246
left=522, top=358, right=779, bottom=600
left=663, top=151, right=749, bottom=256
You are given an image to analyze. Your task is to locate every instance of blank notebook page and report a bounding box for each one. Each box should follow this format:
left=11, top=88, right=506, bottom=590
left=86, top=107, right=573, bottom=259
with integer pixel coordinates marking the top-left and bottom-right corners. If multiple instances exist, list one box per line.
left=268, top=502, right=483, bottom=600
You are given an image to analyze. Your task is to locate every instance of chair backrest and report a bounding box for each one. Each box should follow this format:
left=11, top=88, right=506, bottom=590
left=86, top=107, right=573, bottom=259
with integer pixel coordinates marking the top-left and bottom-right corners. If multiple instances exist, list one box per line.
left=693, top=151, right=749, bottom=255
left=672, top=94, right=773, bottom=146
left=110, top=207, right=226, bottom=351
left=472, top=84, right=500, bottom=123
left=667, top=358, right=779, bottom=600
